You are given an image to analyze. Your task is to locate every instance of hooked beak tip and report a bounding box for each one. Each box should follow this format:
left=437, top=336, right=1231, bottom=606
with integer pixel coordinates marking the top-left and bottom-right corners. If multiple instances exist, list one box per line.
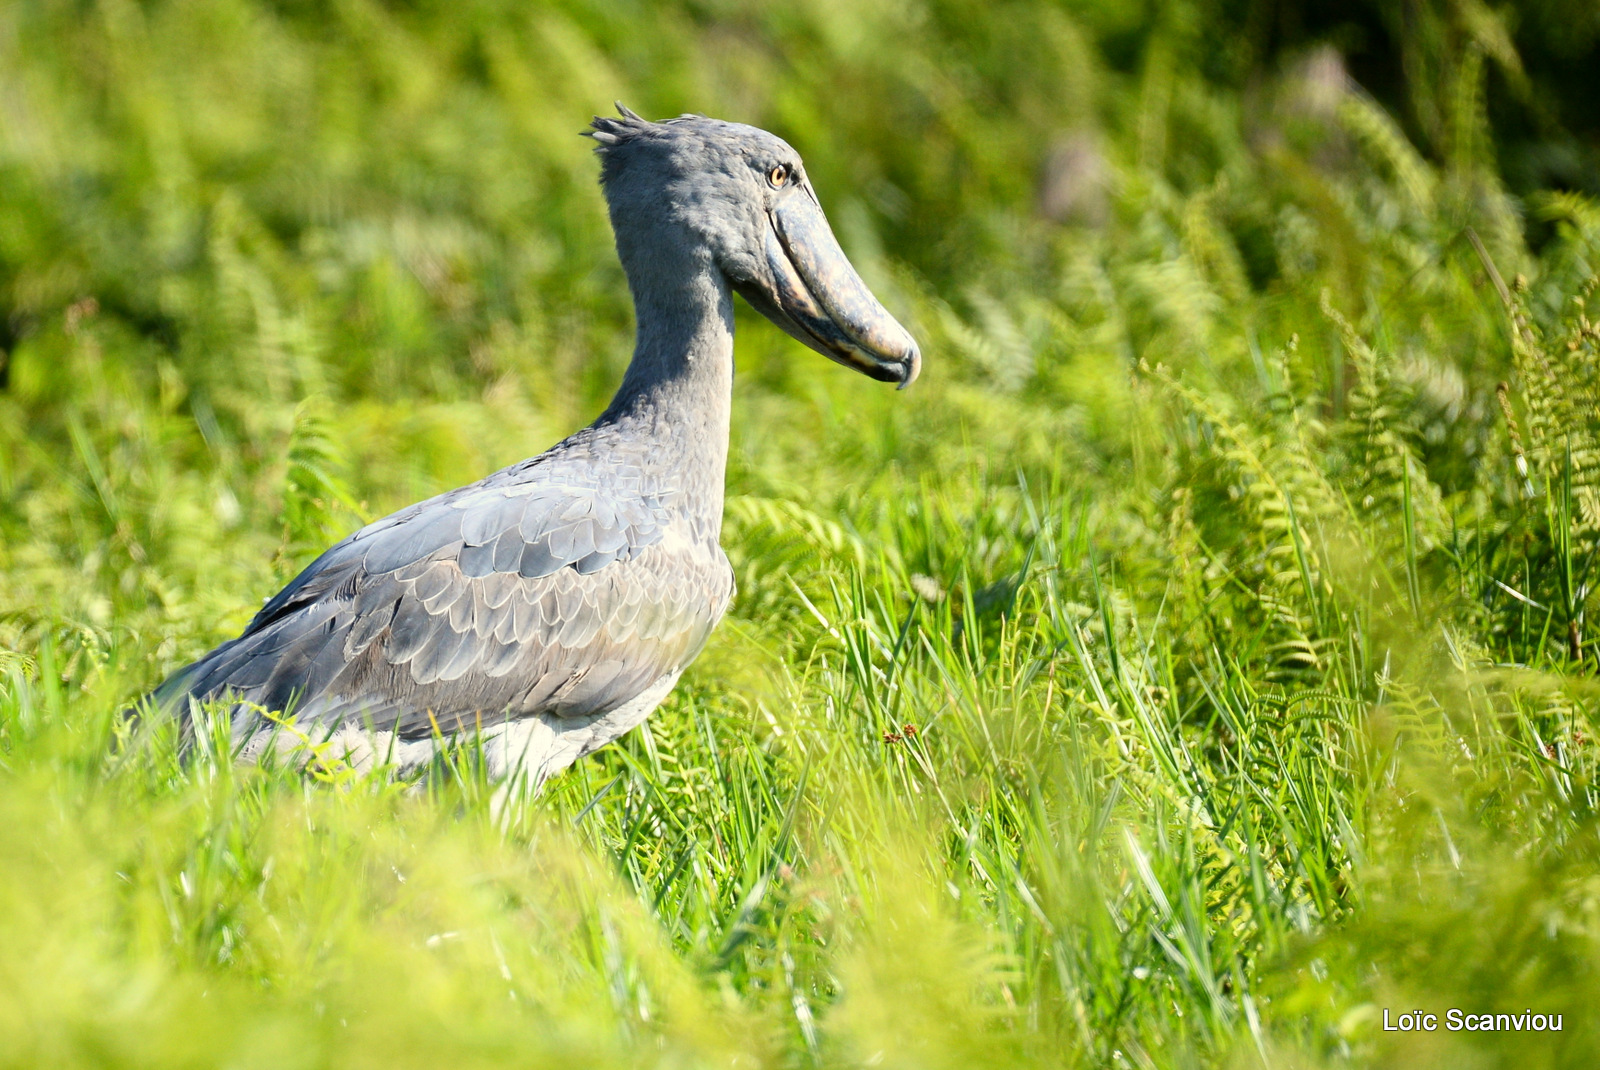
left=897, top=343, right=922, bottom=390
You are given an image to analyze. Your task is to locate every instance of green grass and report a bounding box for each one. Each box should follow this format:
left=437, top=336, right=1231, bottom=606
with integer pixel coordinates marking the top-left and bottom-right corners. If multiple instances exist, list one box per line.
left=5, top=1, right=1600, bottom=1066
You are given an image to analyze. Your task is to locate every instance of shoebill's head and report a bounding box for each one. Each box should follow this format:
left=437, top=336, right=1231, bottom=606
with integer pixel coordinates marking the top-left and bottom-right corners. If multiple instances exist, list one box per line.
left=589, top=104, right=921, bottom=388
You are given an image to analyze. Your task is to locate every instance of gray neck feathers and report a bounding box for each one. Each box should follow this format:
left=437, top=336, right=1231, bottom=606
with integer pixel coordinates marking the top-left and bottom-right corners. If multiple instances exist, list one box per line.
left=592, top=214, right=735, bottom=532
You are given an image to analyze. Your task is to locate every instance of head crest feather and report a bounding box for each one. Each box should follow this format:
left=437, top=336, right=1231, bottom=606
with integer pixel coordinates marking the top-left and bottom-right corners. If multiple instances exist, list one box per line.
left=585, top=102, right=654, bottom=147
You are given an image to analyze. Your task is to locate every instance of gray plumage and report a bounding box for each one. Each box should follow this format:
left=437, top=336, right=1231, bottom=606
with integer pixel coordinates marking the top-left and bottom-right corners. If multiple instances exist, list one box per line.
left=152, top=105, right=919, bottom=789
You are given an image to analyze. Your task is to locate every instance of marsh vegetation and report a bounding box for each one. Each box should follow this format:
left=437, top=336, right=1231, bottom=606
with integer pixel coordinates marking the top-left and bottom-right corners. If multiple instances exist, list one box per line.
left=3, top=1, right=1600, bottom=1066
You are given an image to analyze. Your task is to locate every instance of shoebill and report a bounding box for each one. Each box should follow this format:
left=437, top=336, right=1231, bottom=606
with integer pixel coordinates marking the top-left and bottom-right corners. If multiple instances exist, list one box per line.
left=148, top=105, right=921, bottom=793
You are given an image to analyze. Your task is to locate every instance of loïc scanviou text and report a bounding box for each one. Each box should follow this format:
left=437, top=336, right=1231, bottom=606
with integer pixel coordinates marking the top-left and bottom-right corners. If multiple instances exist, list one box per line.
left=1382, top=1009, right=1563, bottom=1032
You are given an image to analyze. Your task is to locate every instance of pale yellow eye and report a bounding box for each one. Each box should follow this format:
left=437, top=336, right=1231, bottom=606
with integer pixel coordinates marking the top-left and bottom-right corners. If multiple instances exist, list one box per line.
left=768, top=165, right=788, bottom=188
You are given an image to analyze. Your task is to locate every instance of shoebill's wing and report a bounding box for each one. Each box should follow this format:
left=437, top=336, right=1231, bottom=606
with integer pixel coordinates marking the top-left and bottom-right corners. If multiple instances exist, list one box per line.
left=157, top=479, right=732, bottom=741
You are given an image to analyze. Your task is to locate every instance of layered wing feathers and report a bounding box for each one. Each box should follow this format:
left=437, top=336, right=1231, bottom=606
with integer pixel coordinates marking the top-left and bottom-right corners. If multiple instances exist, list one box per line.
left=162, top=473, right=731, bottom=742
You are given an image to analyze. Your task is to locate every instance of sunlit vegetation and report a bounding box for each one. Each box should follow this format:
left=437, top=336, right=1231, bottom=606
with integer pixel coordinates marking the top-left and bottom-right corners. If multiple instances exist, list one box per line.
left=4, top=1, right=1600, bottom=1066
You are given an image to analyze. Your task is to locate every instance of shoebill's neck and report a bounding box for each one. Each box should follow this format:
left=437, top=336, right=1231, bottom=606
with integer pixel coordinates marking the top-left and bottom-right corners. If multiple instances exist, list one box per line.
left=593, top=258, right=734, bottom=524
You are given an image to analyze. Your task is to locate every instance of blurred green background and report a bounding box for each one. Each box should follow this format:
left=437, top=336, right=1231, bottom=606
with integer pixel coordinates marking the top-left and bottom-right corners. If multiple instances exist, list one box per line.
left=4, top=1, right=1600, bottom=1067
